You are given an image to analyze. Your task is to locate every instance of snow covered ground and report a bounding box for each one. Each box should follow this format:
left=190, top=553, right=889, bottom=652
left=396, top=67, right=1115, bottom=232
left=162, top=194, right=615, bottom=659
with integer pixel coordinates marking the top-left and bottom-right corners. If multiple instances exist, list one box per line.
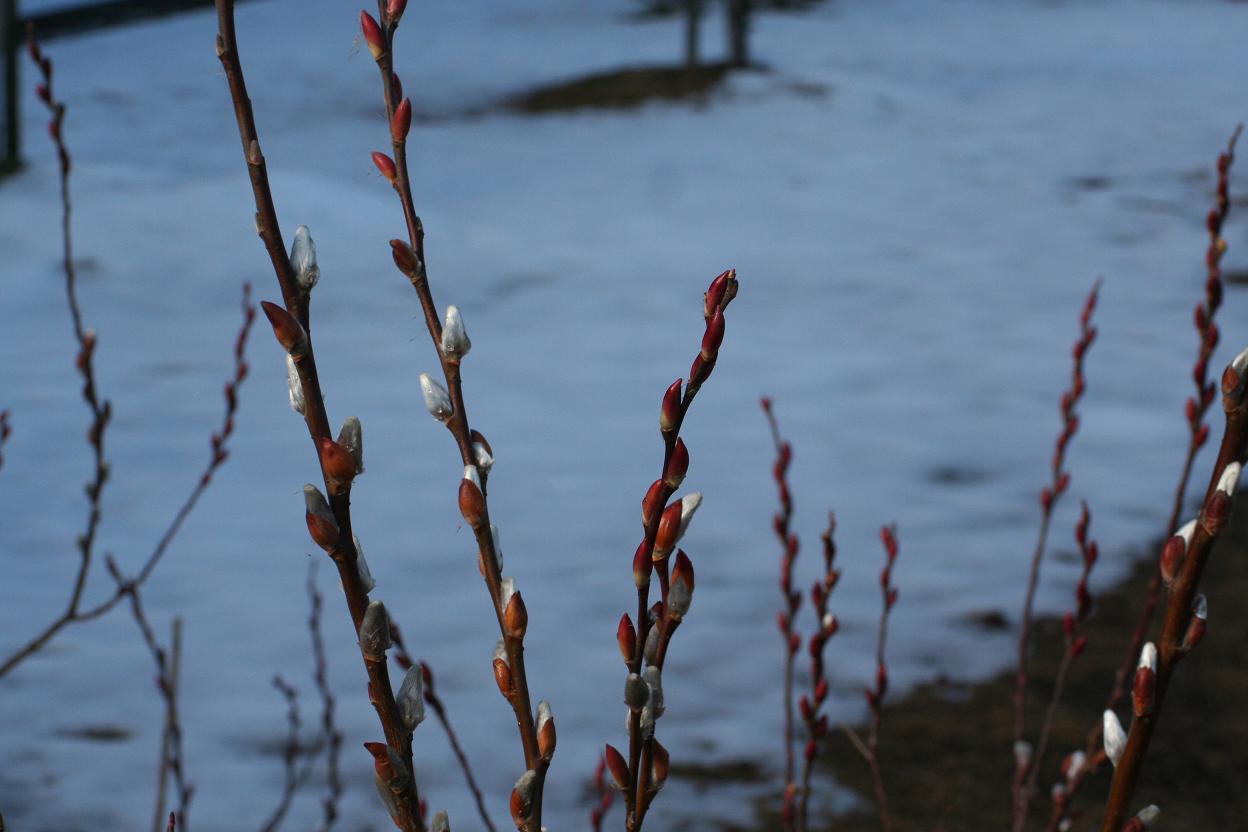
left=2, top=0, right=1247, bottom=828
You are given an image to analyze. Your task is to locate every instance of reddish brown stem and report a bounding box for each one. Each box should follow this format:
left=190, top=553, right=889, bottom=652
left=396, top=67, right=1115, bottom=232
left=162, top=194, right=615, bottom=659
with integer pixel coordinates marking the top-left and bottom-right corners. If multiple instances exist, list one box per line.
left=212, top=3, right=423, bottom=829
left=1011, top=279, right=1100, bottom=829
left=364, top=4, right=546, bottom=825
left=1053, top=125, right=1241, bottom=831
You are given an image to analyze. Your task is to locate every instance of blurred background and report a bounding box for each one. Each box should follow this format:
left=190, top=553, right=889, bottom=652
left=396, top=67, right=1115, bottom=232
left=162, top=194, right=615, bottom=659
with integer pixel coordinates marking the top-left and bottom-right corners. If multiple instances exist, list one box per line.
left=1, top=0, right=1246, bottom=829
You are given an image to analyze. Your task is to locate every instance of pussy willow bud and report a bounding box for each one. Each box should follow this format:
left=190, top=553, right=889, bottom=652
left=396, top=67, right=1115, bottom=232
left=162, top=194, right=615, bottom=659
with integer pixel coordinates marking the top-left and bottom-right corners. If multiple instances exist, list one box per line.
left=641, top=479, right=664, bottom=529
left=440, top=305, right=471, bottom=360
left=660, top=379, right=682, bottom=433
left=359, top=601, right=391, bottom=660
left=391, top=239, right=420, bottom=277
left=617, top=614, right=636, bottom=663
left=372, top=151, right=397, bottom=183
left=624, top=673, right=649, bottom=710
left=651, top=739, right=670, bottom=790
left=654, top=501, right=682, bottom=559
left=1133, top=642, right=1157, bottom=717
left=1102, top=710, right=1126, bottom=768
left=704, top=269, right=732, bottom=318
left=1159, top=534, right=1185, bottom=585
left=397, top=664, right=425, bottom=730
left=1013, top=740, right=1033, bottom=771
left=304, top=484, right=339, bottom=550
left=1135, top=805, right=1161, bottom=828
left=319, top=437, right=356, bottom=488
left=665, top=439, right=689, bottom=488
left=493, top=639, right=512, bottom=698
left=490, top=523, right=503, bottom=572
left=351, top=534, right=376, bottom=593
left=510, top=770, right=537, bottom=828
left=604, top=744, right=629, bottom=790
left=633, top=540, right=653, bottom=586
left=643, top=618, right=660, bottom=665
left=1060, top=750, right=1085, bottom=785
left=290, top=225, right=319, bottom=292
left=473, top=441, right=494, bottom=474
left=1217, top=461, right=1242, bottom=496
left=700, top=309, right=726, bottom=360
left=536, top=700, right=556, bottom=760
left=391, top=97, right=412, bottom=143
left=420, top=373, right=453, bottom=421
left=639, top=697, right=656, bottom=740
left=645, top=666, right=664, bottom=719
left=360, top=11, right=386, bottom=60
left=503, top=580, right=527, bottom=639
left=337, top=416, right=364, bottom=475
left=430, top=810, right=449, bottom=832
left=678, top=492, right=703, bottom=539
left=668, top=550, right=695, bottom=619
left=1182, top=594, right=1207, bottom=651
left=286, top=355, right=305, bottom=414
left=459, top=467, right=486, bottom=528
left=260, top=301, right=307, bottom=355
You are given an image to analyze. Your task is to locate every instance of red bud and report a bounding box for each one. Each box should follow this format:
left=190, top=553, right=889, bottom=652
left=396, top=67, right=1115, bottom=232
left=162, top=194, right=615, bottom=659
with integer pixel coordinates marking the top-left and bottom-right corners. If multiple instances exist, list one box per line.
left=458, top=478, right=486, bottom=528
left=665, top=438, right=690, bottom=488
left=360, top=11, right=386, bottom=60
left=372, top=151, right=397, bottom=183
left=390, top=239, right=419, bottom=276
left=704, top=269, right=732, bottom=317
left=319, top=438, right=357, bottom=487
left=617, top=614, right=636, bottom=663
left=260, top=301, right=306, bottom=354
left=1159, top=535, right=1184, bottom=584
left=700, top=309, right=726, bottom=360
left=386, top=0, right=407, bottom=22
left=633, top=540, right=653, bottom=587
left=654, top=501, right=682, bottom=557
left=660, top=379, right=682, bottom=433
left=493, top=657, right=513, bottom=699
left=604, top=744, right=629, bottom=790
left=504, top=591, right=528, bottom=639
left=1132, top=666, right=1155, bottom=717
left=391, top=98, right=412, bottom=143
left=642, top=479, right=664, bottom=529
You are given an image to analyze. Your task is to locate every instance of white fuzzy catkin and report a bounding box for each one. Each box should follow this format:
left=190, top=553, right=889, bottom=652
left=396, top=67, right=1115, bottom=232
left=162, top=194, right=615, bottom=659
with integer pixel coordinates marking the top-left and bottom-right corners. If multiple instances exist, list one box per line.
left=1102, top=710, right=1127, bottom=767
left=440, top=305, right=471, bottom=359
left=1135, top=805, right=1161, bottom=828
left=536, top=700, right=553, bottom=733
left=1217, top=461, right=1242, bottom=496
left=290, top=225, right=319, bottom=292
left=1177, top=518, right=1197, bottom=546
left=473, top=441, right=494, bottom=473
left=1138, top=642, right=1157, bottom=672
left=338, top=416, right=364, bottom=475
left=398, top=665, right=425, bottom=730
left=420, top=373, right=453, bottom=421
left=359, top=601, right=391, bottom=659
left=352, top=534, right=376, bottom=594
left=430, top=811, right=450, bottom=832
left=677, top=492, right=703, bottom=540
left=286, top=355, right=305, bottom=414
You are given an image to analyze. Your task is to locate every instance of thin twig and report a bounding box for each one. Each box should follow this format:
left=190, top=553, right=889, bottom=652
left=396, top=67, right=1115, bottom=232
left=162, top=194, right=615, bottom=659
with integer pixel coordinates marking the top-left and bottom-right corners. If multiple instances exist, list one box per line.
left=1099, top=143, right=1248, bottom=832
left=1010, top=279, right=1100, bottom=830
left=761, top=396, right=801, bottom=811
left=213, top=3, right=425, bottom=828
left=1023, top=504, right=1098, bottom=817
left=1050, top=125, right=1242, bottom=832
left=419, top=661, right=500, bottom=832
left=258, top=675, right=306, bottom=832
left=795, top=515, right=841, bottom=832
left=361, top=3, right=565, bottom=826
left=0, top=410, right=11, bottom=472
left=307, top=566, right=342, bottom=832
left=589, top=753, right=615, bottom=832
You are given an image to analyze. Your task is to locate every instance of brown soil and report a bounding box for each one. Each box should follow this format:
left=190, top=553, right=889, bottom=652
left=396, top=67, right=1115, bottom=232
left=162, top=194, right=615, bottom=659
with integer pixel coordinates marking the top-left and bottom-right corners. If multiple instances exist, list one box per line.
left=505, top=64, right=736, bottom=115
left=691, top=498, right=1248, bottom=830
